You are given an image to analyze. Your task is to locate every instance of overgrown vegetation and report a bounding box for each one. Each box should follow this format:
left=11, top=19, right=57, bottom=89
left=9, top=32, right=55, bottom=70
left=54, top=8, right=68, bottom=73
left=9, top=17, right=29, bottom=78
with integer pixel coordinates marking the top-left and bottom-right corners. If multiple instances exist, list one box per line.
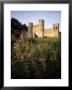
left=11, top=37, right=61, bottom=79
left=11, top=18, right=28, bottom=46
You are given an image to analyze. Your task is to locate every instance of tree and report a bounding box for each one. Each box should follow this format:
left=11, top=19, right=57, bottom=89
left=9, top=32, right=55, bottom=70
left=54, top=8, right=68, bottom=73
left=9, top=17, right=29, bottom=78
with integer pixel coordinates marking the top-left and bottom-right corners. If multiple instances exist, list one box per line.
left=11, top=18, right=28, bottom=47
left=22, top=24, right=28, bottom=32
left=11, top=18, right=22, bottom=39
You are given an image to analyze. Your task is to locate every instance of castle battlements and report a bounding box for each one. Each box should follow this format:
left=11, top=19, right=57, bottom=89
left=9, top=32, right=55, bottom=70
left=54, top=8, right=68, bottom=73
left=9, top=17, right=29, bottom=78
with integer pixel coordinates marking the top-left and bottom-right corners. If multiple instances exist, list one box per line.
left=27, top=19, right=60, bottom=38
left=20, top=19, right=60, bottom=39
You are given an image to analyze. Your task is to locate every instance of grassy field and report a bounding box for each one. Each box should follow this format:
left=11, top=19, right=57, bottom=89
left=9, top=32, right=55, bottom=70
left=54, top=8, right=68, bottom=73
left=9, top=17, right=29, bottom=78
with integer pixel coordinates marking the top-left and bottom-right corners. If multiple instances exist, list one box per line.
left=11, top=37, right=61, bottom=79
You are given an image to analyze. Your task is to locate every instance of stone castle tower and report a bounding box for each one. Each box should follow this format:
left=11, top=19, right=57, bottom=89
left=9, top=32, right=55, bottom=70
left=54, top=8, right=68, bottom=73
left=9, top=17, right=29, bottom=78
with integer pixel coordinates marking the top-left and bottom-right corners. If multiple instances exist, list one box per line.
left=27, top=22, right=33, bottom=39
left=38, top=19, right=44, bottom=37
left=53, top=23, right=59, bottom=32
left=26, top=19, right=60, bottom=39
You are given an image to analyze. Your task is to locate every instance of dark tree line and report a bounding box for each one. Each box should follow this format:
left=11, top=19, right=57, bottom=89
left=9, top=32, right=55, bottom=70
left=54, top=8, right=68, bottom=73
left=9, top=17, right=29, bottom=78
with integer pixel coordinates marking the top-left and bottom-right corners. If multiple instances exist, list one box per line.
left=11, top=18, right=28, bottom=44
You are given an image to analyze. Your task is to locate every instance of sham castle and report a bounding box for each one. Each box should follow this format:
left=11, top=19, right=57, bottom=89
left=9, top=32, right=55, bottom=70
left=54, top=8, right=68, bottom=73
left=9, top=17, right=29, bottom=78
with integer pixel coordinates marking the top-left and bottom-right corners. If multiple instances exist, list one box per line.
left=20, top=19, right=60, bottom=39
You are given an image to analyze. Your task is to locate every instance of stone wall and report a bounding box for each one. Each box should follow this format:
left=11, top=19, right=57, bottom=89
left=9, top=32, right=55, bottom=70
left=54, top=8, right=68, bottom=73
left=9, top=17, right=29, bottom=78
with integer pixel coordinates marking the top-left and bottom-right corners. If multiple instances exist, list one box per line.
left=32, top=19, right=60, bottom=38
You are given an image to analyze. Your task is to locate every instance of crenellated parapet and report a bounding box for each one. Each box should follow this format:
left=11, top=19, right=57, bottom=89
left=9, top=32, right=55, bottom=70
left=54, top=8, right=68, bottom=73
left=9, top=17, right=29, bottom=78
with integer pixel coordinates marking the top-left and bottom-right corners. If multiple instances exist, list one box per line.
left=32, top=19, right=60, bottom=38
left=22, top=19, right=60, bottom=39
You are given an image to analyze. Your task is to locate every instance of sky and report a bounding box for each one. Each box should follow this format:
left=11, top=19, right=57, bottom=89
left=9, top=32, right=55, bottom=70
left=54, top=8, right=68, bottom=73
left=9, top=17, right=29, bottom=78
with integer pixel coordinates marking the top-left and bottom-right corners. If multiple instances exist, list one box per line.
left=11, top=11, right=61, bottom=30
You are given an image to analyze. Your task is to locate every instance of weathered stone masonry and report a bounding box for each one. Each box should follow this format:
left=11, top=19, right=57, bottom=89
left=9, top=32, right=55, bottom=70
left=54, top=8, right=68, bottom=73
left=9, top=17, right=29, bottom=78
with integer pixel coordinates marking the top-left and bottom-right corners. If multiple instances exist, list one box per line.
left=21, top=19, right=60, bottom=39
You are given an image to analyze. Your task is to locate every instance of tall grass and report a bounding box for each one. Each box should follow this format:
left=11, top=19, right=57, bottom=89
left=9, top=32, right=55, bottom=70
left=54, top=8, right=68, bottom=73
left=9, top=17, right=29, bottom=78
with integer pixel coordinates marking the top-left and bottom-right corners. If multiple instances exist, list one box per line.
left=11, top=37, right=61, bottom=79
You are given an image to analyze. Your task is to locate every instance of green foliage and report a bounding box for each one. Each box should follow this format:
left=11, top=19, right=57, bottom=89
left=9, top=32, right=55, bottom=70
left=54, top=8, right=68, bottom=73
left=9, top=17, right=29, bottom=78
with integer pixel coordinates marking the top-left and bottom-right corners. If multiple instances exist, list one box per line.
left=11, top=18, right=28, bottom=45
left=11, top=18, right=22, bottom=39
left=19, top=42, right=25, bottom=53
left=11, top=37, right=61, bottom=79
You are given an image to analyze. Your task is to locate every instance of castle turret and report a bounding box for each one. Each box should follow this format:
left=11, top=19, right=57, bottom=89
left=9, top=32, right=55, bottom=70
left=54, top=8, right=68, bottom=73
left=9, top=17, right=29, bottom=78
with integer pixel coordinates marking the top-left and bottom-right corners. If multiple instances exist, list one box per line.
left=27, top=22, right=33, bottom=39
left=52, top=23, right=59, bottom=37
left=39, top=19, right=44, bottom=37
left=53, top=23, right=59, bottom=32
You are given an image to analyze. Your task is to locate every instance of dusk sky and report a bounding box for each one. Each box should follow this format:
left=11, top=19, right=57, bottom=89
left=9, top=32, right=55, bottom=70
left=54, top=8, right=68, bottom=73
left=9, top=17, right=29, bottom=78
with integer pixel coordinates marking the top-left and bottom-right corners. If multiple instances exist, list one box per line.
left=11, top=11, right=61, bottom=30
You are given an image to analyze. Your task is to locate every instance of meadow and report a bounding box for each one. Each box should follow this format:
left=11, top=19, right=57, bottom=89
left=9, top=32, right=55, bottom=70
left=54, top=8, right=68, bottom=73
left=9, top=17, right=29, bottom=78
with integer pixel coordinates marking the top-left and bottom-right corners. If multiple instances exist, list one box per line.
left=11, top=37, right=61, bottom=79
